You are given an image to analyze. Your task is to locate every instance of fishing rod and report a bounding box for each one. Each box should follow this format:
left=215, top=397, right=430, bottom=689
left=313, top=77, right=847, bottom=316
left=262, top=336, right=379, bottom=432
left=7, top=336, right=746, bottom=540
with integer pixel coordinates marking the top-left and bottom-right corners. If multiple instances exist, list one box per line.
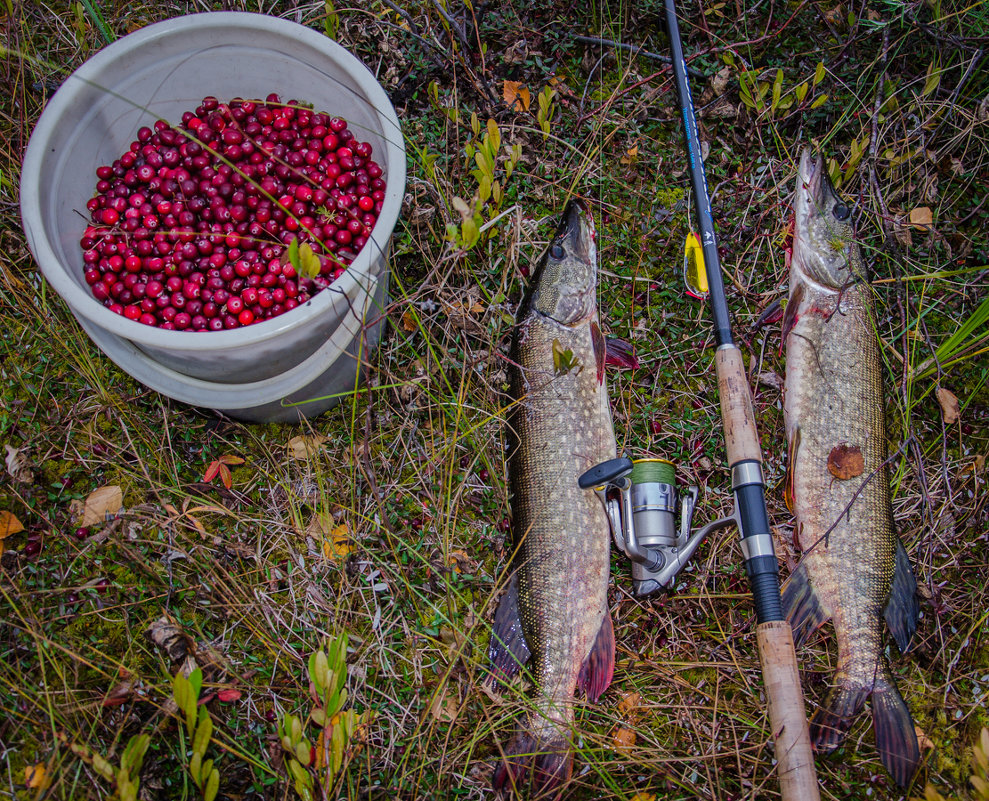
left=579, top=5, right=822, bottom=800
left=663, top=3, right=820, bottom=798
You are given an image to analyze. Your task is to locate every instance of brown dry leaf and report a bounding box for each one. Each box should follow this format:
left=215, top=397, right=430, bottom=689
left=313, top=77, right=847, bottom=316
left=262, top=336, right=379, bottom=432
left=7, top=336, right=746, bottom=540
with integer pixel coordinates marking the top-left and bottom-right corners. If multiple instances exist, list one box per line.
left=631, top=794, right=656, bottom=801
left=909, top=206, right=933, bottom=227
left=502, top=80, right=531, bottom=111
left=0, top=510, right=24, bottom=539
left=616, top=691, right=643, bottom=719
left=102, top=677, right=137, bottom=707
left=620, top=144, right=639, bottom=166
left=611, top=726, right=636, bottom=749
left=401, top=309, right=417, bottom=332
left=447, top=549, right=471, bottom=573
left=429, top=686, right=459, bottom=722
left=5, top=445, right=34, bottom=483
left=893, top=216, right=914, bottom=248
left=76, top=485, right=123, bottom=527
left=827, top=444, right=864, bottom=480
left=147, top=614, right=197, bottom=668
left=286, top=434, right=328, bottom=460
left=915, top=725, right=935, bottom=751
left=936, top=387, right=960, bottom=424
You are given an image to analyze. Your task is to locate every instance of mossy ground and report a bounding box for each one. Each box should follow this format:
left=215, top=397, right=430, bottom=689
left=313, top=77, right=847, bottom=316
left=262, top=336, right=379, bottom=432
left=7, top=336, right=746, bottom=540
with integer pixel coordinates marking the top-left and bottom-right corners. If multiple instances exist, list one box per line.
left=2, top=2, right=987, bottom=800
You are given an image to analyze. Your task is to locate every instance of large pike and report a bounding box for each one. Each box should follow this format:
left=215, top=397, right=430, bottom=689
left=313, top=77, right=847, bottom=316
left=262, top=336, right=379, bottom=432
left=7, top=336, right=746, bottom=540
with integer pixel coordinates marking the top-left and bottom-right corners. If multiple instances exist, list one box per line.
left=782, top=149, right=920, bottom=786
left=489, top=200, right=616, bottom=797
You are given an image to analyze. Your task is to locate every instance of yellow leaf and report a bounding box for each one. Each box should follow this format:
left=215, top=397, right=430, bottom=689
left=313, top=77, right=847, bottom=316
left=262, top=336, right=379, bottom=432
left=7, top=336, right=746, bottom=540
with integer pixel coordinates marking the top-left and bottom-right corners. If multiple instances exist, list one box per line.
left=502, top=80, right=531, bottom=111
left=620, top=144, right=639, bottom=166
left=286, top=435, right=328, bottom=460
left=24, top=763, right=49, bottom=790
left=401, top=309, right=417, bottom=332
left=77, top=485, right=123, bottom=527
left=909, top=206, right=933, bottom=227
left=0, top=510, right=24, bottom=539
left=631, top=794, right=657, bottom=801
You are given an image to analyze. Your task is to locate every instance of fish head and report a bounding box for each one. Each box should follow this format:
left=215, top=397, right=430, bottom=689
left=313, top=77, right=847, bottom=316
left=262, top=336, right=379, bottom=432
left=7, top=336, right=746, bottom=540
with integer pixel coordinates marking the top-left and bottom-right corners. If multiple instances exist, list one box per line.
left=529, top=200, right=598, bottom=325
left=792, top=148, right=867, bottom=290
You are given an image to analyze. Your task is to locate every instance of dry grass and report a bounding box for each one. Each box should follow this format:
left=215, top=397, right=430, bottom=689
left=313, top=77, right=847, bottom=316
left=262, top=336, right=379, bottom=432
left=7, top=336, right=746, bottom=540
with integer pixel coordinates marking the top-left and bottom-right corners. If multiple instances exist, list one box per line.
left=1, top=2, right=987, bottom=800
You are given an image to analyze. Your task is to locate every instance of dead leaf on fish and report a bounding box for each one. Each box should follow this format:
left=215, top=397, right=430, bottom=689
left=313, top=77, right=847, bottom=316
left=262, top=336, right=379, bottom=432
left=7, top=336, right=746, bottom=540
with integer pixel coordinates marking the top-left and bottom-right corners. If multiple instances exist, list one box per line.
left=827, top=444, right=864, bottom=480
left=74, top=485, right=123, bottom=527
left=286, top=435, right=328, bottom=460
left=5, top=445, right=34, bottom=484
left=936, top=387, right=960, bottom=424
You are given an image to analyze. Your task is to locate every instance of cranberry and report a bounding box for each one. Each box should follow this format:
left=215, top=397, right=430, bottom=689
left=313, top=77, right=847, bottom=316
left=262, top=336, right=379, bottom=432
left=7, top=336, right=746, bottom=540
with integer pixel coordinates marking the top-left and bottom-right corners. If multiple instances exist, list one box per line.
left=74, top=527, right=91, bottom=541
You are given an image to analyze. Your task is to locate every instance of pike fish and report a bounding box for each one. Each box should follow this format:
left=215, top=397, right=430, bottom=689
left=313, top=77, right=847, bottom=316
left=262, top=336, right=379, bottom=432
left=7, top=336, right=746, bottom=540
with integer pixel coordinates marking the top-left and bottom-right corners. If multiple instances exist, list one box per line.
left=489, top=200, right=616, bottom=797
left=782, top=149, right=921, bottom=786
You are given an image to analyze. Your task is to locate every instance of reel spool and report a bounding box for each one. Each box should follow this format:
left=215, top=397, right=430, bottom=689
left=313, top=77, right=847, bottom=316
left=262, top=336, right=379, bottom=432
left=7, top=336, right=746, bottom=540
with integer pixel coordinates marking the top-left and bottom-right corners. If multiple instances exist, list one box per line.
left=579, top=456, right=736, bottom=596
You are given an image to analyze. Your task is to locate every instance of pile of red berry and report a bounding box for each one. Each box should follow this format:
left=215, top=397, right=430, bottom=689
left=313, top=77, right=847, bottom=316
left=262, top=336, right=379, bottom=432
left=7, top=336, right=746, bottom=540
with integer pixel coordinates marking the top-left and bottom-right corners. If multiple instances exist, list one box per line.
left=80, top=94, right=386, bottom=331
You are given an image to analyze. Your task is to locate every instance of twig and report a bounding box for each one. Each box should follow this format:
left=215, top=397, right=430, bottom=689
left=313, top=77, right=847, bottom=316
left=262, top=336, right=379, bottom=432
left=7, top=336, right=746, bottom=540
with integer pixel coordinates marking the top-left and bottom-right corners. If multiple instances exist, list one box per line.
left=429, top=0, right=499, bottom=109
left=574, top=34, right=707, bottom=80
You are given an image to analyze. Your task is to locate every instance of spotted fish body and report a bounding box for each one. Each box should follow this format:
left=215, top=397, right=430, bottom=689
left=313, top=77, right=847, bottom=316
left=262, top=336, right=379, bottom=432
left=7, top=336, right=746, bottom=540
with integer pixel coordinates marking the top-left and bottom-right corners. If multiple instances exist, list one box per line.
left=490, top=201, right=616, bottom=797
left=782, top=149, right=920, bottom=786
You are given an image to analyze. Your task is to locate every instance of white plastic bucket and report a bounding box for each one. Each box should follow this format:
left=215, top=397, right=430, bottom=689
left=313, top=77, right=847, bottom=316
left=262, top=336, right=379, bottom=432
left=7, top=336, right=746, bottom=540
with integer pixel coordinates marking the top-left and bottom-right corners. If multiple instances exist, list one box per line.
left=20, top=12, right=405, bottom=419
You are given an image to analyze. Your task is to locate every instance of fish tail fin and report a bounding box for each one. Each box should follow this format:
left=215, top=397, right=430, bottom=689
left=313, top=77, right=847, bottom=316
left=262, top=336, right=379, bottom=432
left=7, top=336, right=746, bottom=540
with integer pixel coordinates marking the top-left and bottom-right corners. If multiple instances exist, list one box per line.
left=492, top=728, right=571, bottom=799
left=872, top=673, right=920, bottom=786
left=810, top=681, right=870, bottom=753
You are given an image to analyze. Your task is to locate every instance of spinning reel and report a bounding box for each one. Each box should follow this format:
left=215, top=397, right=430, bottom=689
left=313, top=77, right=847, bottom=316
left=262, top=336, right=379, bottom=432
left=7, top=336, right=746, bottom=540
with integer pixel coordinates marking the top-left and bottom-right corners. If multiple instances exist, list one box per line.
left=579, top=456, right=737, bottom=596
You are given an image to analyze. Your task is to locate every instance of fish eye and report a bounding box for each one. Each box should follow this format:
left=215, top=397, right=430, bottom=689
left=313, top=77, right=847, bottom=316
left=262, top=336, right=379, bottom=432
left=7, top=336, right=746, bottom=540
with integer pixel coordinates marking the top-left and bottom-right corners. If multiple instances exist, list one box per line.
left=832, top=203, right=851, bottom=221
left=550, top=243, right=565, bottom=259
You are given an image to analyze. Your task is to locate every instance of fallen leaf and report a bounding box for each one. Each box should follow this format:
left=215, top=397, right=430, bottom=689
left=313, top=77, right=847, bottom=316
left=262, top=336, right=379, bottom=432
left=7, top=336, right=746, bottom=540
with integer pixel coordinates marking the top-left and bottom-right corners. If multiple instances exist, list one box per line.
left=757, top=370, right=784, bottom=392
left=915, top=725, right=935, bottom=751
left=0, top=510, right=24, bottom=539
left=502, top=80, right=531, bottom=111
left=936, top=387, right=960, bottom=424
left=102, top=677, right=137, bottom=707
left=76, top=485, right=123, bottom=527
left=24, top=764, right=48, bottom=790
left=5, top=445, right=34, bottom=484
left=401, top=309, right=417, bottom=332
left=827, top=444, right=864, bottom=480
left=631, top=793, right=656, bottom=801
left=616, top=691, right=643, bottom=719
left=147, top=614, right=197, bottom=668
left=429, top=687, right=459, bottom=722
left=286, top=435, right=328, bottom=460
left=216, top=688, right=242, bottom=702
left=321, top=523, right=352, bottom=561
left=620, top=144, right=639, bottom=166
left=909, top=206, right=933, bottom=227
left=611, top=726, right=636, bottom=749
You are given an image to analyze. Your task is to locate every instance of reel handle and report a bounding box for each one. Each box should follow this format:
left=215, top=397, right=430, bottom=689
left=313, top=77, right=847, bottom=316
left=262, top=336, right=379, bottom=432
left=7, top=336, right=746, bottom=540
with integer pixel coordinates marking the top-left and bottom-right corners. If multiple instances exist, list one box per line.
left=578, top=457, right=634, bottom=490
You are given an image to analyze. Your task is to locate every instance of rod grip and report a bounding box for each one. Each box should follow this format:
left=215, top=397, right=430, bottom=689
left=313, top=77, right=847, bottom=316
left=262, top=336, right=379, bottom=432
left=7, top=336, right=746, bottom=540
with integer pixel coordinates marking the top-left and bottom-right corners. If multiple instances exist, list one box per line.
left=715, top=346, right=762, bottom=465
left=757, top=621, right=821, bottom=801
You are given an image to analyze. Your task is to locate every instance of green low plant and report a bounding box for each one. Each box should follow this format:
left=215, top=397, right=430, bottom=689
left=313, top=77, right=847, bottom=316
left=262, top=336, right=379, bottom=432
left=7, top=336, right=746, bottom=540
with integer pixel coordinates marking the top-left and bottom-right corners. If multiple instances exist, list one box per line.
left=918, top=728, right=989, bottom=800
left=173, top=668, right=220, bottom=801
left=280, top=635, right=357, bottom=801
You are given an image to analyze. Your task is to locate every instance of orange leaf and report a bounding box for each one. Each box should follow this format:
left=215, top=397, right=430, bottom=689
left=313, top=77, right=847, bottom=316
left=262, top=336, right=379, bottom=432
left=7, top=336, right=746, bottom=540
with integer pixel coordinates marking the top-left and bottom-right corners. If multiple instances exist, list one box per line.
left=611, top=726, right=636, bottom=749
left=0, top=510, right=24, bottom=539
left=24, top=764, right=48, bottom=790
left=502, top=80, right=531, bottom=111
left=218, top=463, right=233, bottom=490
left=827, top=443, right=864, bottom=480
left=204, top=461, right=221, bottom=483
left=908, top=206, right=933, bottom=227
left=219, top=454, right=245, bottom=466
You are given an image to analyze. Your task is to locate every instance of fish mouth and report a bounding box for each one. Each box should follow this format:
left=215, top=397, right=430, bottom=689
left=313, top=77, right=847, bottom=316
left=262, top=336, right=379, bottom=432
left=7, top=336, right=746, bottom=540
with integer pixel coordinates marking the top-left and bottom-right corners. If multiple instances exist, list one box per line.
left=795, top=148, right=825, bottom=230
left=555, top=199, right=595, bottom=265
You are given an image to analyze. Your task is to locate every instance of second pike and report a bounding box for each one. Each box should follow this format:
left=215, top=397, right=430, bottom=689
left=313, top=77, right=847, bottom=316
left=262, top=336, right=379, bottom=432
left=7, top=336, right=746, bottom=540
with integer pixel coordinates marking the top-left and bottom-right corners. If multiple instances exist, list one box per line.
left=782, top=148, right=921, bottom=786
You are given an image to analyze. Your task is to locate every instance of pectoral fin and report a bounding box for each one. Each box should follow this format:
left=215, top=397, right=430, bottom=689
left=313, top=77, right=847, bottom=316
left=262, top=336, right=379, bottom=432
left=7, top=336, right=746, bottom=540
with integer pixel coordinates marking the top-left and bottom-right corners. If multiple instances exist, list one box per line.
left=488, top=574, right=531, bottom=681
left=884, top=537, right=920, bottom=654
left=781, top=561, right=831, bottom=647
